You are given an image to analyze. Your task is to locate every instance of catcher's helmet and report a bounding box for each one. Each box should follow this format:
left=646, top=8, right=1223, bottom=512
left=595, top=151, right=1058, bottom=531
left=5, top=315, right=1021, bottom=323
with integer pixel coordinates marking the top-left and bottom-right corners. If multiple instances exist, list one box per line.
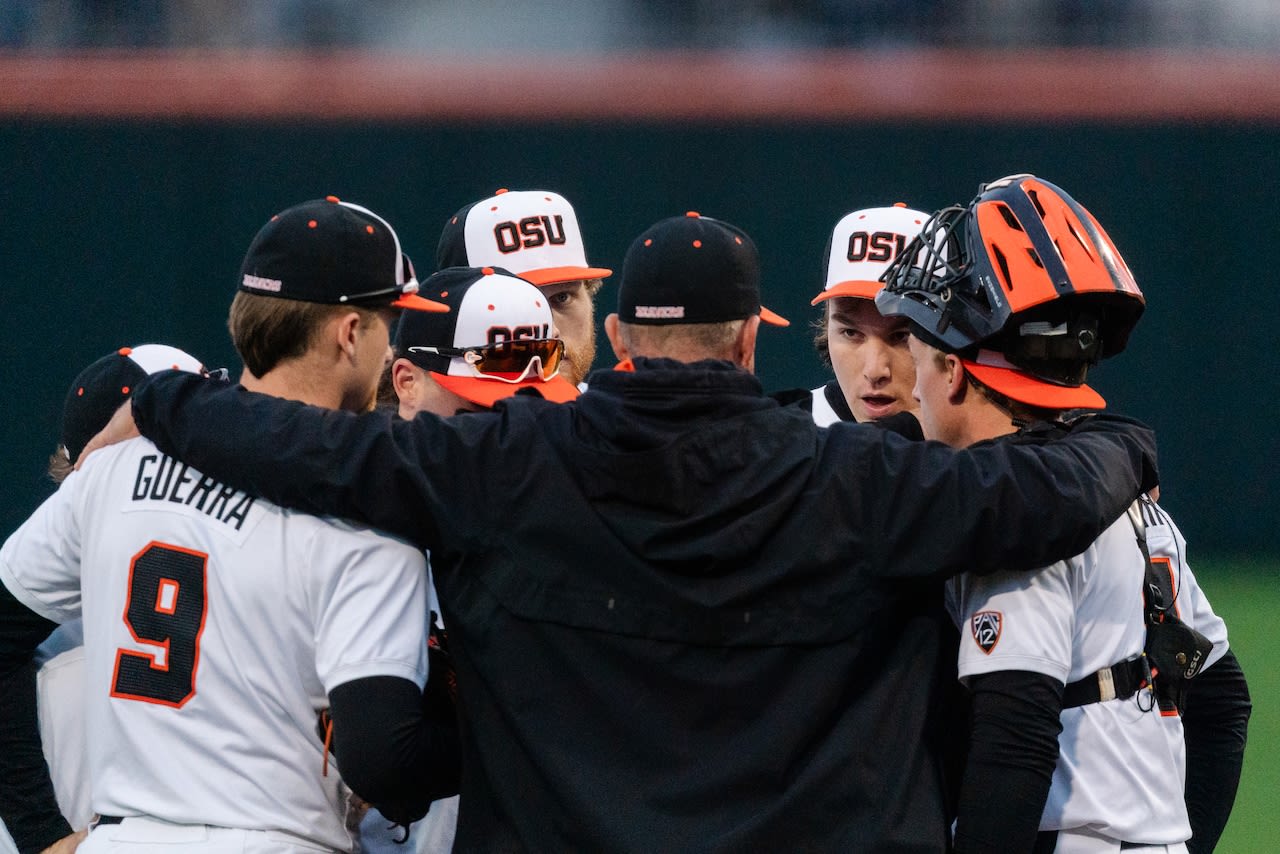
left=876, top=175, right=1145, bottom=389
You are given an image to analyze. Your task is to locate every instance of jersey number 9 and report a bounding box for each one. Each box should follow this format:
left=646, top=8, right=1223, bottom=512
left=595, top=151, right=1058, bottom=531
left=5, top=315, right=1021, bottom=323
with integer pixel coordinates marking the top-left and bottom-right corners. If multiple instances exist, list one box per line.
left=111, top=541, right=208, bottom=708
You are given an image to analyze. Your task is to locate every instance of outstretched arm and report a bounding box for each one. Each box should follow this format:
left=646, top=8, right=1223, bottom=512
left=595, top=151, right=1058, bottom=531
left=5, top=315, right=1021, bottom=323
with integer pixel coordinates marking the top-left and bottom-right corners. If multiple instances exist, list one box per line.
left=127, top=372, right=493, bottom=552
left=861, top=415, right=1158, bottom=580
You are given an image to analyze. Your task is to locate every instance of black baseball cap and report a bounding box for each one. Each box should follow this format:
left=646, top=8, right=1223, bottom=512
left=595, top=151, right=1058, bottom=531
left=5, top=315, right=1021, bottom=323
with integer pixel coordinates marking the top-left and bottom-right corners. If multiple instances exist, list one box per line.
left=60, top=344, right=207, bottom=463
left=239, top=196, right=448, bottom=313
left=616, top=212, right=788, bottom=327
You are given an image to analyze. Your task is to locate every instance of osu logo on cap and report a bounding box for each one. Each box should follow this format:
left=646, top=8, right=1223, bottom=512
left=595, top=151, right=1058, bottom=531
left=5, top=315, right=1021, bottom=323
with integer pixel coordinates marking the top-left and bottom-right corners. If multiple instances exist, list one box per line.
left=847, top=231, right=909, bottom=264
left=485, top=323, right=551, bottom=345
left=493, top=216, right=568, bottom=254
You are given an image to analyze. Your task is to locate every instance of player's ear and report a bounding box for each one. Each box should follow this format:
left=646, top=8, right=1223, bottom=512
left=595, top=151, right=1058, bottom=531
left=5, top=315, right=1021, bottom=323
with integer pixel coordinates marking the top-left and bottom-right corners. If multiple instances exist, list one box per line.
left=334, top=310, right=364, bottom=360
left=391, top=358, right=420, bottom=406
left=604, top=313, right=629, bottom=361
left=734, top=315, right=761, bottom=373
left=945, top=354, right=967, bottom=402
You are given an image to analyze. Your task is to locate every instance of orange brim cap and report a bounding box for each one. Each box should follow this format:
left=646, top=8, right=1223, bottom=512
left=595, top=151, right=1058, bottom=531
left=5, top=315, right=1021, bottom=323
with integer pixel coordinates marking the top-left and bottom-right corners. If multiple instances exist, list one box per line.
left=514, top=265, right=613, bottom=286
left=432, top=372, right=580, bottom=408
left=760, top=305, right=790, bottom=327
left=961, top=359, right=1106, bottom=410
left=391, top=292, right=450, bottom=313
left=810, top=280, right=881, bottom=305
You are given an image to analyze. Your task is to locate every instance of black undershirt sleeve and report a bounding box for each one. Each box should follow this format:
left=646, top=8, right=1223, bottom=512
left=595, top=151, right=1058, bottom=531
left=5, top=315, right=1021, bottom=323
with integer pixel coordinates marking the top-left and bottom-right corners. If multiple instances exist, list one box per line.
left=0, top=583, right=72, bottom=854
left=328, top=675, right=461, bottom=826
left=1182, top=649, right=1251, bottom=854
left=953, top=670, right=1063, bottom=854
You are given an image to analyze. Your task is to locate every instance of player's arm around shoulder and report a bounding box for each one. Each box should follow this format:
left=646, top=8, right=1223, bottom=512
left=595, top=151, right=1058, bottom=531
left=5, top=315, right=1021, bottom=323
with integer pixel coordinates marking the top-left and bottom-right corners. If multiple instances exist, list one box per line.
left=129, top=371, right=494, bottom=552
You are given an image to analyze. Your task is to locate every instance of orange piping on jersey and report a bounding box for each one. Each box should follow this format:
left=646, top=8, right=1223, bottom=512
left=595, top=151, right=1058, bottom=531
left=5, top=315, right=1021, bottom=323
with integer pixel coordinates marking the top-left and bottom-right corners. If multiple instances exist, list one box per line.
left=1150, top=556, right=1181, bottom=618
left=322, top=711, right=334, bottom=777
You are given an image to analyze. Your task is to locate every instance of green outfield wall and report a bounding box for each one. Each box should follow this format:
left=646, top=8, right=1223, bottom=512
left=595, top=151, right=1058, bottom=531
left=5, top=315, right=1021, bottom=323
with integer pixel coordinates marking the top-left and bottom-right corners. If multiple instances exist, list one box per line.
left=3, top=120, right=1277, bottom=556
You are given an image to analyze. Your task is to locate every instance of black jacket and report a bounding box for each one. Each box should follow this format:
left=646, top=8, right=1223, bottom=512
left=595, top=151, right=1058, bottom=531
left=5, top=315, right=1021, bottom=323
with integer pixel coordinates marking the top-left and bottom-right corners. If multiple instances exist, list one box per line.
left=130, top=358, right=1157, bottom=854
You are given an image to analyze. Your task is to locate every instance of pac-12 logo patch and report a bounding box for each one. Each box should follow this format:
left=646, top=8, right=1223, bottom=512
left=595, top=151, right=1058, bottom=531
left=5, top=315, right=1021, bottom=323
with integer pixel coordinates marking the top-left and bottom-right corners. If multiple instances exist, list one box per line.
left=971, top=611, right=1002, bottom=654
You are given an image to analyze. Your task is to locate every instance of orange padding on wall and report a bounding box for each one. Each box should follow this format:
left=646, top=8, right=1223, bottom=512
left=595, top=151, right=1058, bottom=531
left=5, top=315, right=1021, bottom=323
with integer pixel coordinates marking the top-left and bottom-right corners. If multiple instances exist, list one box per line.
left=2, top=49, right=1280, bottom=122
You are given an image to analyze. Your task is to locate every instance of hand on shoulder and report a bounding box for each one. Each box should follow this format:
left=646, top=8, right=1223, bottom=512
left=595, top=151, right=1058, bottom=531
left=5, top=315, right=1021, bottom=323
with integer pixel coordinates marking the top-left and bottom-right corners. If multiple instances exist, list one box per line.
left=75, top=401, right=139, bottom=469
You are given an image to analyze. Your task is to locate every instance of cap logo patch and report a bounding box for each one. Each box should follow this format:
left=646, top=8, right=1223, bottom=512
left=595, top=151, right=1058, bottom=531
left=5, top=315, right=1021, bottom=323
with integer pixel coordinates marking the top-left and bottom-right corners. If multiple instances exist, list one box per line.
left=971, top=610, right=1002, bottom=654
left=494, top=215, right=567, bottom=253
left=848, top=231, right=908, bottom=263
left=635, top=305, right=685, bottom=320
left=242, top=273, right=282, bottom=293
left=487, top=323, right=550, bottom=344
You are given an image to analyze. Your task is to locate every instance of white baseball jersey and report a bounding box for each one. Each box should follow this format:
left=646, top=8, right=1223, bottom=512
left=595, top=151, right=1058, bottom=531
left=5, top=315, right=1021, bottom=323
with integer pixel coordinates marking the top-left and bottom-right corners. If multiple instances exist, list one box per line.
left=809, top=385, right=843, bottom=427
left=36, top=641, right=92, bottom=829
left=947, top=501, right=1227, bottom=845
left=0, top=437, right=429, bottom=852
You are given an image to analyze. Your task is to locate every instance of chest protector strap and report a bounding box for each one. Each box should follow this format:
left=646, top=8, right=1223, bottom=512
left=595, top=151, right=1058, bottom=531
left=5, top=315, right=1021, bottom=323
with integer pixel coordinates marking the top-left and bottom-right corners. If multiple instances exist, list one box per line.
left=1061, top=498, right=1212, bottom=711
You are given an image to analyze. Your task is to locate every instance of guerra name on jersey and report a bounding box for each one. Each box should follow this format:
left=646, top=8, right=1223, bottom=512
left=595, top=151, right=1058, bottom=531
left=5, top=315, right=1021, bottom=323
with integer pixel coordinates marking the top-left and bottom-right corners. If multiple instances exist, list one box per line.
left=130, top=452, right=255, bottom=530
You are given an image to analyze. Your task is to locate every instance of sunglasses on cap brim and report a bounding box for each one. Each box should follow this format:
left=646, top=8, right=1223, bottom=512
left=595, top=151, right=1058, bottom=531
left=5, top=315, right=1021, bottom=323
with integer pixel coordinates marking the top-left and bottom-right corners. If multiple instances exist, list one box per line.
left=408, top=338, right=565, bottom=383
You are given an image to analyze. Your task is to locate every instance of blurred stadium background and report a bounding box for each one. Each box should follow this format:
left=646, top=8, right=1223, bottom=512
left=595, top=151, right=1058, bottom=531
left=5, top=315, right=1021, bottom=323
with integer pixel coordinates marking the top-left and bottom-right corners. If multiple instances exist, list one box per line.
left=1, top=2, right=1276, bottom=849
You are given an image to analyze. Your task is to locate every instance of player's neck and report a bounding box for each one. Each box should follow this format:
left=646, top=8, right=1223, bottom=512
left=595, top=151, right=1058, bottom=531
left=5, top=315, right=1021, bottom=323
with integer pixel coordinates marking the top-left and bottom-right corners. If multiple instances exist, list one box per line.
left=240, top=360, right=346, bottom=411
left=958, top=397, right=1019, bottom=447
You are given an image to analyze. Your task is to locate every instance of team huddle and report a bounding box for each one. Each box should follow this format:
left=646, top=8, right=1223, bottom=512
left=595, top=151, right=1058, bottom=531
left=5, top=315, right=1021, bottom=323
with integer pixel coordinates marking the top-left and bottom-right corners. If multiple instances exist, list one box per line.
left=0, top=176, right=1252, bottom=854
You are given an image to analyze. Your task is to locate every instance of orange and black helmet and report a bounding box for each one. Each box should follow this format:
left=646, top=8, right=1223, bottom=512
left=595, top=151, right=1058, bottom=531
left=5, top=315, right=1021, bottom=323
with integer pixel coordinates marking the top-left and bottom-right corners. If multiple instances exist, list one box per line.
left=876, top=174, right=1145, bottom=377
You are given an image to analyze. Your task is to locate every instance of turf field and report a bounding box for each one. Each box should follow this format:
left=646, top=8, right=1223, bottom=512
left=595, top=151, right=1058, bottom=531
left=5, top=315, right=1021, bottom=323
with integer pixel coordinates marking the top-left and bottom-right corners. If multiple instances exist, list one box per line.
left=1196, top=560, right=1278, bottom=852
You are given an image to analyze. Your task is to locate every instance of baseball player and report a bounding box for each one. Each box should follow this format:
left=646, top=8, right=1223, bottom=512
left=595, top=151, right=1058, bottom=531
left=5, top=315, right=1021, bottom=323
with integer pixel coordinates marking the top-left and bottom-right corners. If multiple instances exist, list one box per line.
left=105, top=210, right=1160, bottom=852
left=878, top=174, right=1251, bottom=853
left=808, top=203, right=934, bottom=427
left=0, top=197, right=456, bottom=854
left=380, top=265, right=579, bottom=853
left=389, top=265, right=579, bottom=417
left=2, top=344, right=212, bottom=854
left=435, top=188, right=612, bottom=387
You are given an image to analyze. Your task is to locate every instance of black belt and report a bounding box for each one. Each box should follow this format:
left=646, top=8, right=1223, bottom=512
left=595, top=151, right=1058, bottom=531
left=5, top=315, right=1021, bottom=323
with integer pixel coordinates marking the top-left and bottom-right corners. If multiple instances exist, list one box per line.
left=96, top=815, right=125, bottom=825
left=1061, top=655, right=1149, bottom=709
left=1035, top=830, right=1154, bottom=850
